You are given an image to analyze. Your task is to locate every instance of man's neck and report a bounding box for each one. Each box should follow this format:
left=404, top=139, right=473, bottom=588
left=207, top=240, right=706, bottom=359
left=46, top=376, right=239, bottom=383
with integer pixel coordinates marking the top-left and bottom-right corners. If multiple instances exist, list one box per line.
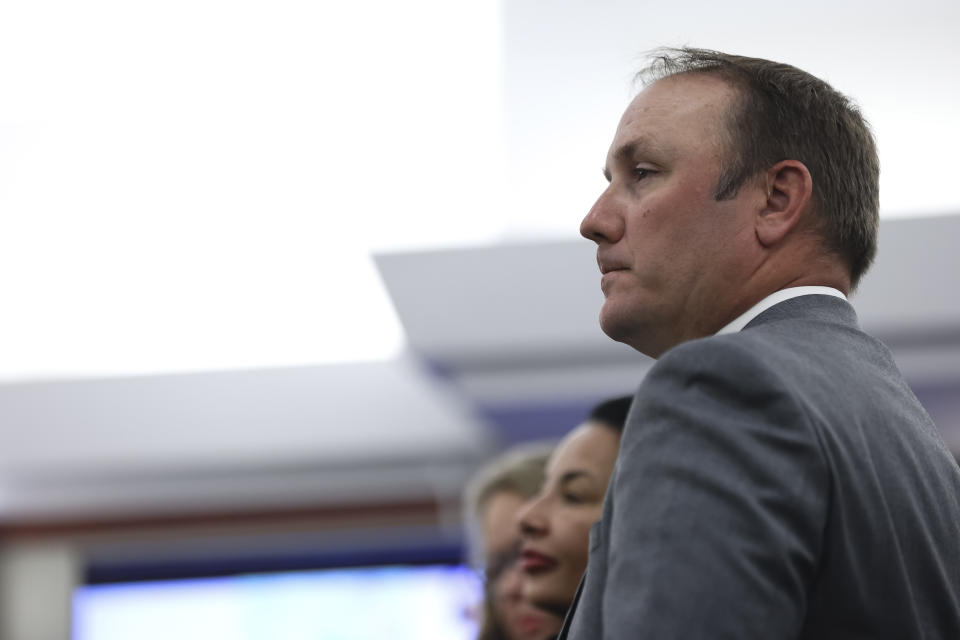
left=714, top=256, right=853, bottom=336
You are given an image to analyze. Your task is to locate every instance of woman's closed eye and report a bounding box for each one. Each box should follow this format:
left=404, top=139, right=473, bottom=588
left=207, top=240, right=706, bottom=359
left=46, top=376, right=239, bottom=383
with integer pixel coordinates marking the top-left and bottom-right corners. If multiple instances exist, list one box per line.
left=558, top=472, right=599, bottom=505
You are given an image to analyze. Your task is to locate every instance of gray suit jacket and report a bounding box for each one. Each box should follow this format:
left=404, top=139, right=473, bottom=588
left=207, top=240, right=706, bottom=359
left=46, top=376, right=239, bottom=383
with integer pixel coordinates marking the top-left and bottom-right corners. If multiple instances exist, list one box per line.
left=562, top=295, right=960, bottom=639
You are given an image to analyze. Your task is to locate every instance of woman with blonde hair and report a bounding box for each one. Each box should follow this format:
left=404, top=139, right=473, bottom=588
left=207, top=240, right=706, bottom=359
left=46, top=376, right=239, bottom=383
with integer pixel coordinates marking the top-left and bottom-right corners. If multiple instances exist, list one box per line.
left=464, top=445, right=563, bottom=640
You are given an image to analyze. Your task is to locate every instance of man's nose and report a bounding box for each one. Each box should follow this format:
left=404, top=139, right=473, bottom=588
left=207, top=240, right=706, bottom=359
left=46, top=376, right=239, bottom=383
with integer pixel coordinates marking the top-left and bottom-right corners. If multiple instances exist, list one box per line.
left=580, top=188, right=623, bottom=244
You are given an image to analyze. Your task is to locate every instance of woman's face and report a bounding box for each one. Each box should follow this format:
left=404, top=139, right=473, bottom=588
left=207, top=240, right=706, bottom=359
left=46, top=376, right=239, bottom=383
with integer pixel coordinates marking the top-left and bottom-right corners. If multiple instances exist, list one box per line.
left=481, top=492, right=562, bottom=640
left=518, top=422, right=620, bottom=613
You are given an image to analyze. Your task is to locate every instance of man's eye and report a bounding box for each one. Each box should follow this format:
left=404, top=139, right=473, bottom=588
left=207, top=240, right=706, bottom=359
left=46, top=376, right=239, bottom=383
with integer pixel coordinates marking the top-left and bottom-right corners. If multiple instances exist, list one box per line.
left=563, top=492, right=585, bottom=504
left=633, top=166, right=655, bottom=181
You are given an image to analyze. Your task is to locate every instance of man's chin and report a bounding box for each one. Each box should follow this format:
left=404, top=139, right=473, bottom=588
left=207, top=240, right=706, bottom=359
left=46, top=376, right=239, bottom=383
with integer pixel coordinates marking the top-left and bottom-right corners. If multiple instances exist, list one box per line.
left=599, top=308, right=636, bottom=344
left=599, top=307, right=665, bottom=357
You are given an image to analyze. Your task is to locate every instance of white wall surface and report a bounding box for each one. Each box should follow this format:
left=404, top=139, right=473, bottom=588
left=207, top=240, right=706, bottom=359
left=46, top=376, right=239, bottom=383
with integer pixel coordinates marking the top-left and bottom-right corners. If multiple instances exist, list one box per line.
left=378, top=215, right=960, bottom=382
left=502, top=0, right=960, bottom=240
left=0, top=541, right=78, bottom=640
left=1, top=1, right=958, bottom=383
left=0, top=0, right=504, bottom=381
left=0, top=357, right=491, bottom=520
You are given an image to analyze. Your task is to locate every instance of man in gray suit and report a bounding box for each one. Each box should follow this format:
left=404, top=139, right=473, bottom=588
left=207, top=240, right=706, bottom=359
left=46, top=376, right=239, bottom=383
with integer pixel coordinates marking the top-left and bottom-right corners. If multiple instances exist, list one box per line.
left=565, top=48, right=960, bottom=638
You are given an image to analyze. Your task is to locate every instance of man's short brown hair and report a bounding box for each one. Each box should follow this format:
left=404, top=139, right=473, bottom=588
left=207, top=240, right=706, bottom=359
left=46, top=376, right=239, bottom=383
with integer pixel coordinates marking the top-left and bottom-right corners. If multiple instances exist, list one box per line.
left=638, top=48, right=880, bottom=289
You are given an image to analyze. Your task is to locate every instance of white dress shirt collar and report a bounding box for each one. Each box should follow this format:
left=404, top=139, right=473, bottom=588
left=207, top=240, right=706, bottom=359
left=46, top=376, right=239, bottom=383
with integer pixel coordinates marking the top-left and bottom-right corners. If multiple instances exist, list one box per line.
left=716, top=286, right=847, bottom=335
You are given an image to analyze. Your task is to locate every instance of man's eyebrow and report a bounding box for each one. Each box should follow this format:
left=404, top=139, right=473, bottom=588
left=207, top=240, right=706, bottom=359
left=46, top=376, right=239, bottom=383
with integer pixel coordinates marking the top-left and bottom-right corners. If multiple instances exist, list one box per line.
left=603, top=137, right=663, bottom=182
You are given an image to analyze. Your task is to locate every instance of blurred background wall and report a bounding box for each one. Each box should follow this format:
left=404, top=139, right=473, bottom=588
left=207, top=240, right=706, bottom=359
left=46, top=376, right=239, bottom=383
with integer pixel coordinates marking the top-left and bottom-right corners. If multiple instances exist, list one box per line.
left=1, top=1, right=958, bottom=638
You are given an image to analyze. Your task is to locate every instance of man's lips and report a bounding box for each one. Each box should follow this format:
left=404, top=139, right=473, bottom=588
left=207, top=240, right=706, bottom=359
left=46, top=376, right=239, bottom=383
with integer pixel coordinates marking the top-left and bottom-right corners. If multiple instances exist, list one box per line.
left=521, top=549, right=557, bottom=573
left=598, top=255, right=630, bottom=275
left=601, top=266, right=629, bottom=275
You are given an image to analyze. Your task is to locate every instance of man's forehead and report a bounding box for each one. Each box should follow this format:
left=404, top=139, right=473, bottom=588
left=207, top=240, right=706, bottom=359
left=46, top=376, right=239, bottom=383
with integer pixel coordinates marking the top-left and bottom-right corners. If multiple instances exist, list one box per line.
left=606, top=74, right=735, bottom=159
left=631, top=72, right=735, bottom=111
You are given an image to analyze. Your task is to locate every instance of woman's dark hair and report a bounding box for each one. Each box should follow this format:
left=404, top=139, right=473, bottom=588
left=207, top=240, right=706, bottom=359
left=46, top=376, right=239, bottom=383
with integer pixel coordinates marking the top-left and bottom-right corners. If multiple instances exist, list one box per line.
left=588, top=395, right=632, bottom=434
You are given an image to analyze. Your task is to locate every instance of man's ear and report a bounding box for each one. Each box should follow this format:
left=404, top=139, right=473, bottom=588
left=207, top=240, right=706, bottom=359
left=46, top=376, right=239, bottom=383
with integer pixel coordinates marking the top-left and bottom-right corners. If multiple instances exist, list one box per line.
left=755, top=160, right=813, bottom=248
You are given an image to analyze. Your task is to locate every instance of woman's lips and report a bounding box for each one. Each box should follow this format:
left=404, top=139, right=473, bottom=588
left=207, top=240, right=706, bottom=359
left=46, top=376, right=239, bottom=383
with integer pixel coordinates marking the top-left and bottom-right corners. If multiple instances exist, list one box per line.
left=521, top=549, right=557, bottom=573
left=517, top=613, right=548, bottom=634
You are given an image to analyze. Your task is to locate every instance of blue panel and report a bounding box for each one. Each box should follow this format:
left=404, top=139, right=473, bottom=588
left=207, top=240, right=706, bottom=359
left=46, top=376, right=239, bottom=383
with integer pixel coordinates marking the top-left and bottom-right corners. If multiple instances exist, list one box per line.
left=479, top=398, right=601, bottom=446
left=85, top=542, right=466, bottom=585
left=74, top=563, right=482, bottom=640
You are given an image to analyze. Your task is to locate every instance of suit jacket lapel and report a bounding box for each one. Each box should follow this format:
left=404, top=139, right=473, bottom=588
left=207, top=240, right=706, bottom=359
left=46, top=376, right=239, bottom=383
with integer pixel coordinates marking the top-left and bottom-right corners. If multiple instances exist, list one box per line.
left=555, top=574, right=586, bottom=640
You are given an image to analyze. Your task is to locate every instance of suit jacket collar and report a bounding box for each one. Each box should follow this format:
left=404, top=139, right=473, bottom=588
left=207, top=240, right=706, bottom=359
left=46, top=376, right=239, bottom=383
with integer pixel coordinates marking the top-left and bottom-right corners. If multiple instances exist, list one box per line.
left=744, top=292, right=859, bottom=331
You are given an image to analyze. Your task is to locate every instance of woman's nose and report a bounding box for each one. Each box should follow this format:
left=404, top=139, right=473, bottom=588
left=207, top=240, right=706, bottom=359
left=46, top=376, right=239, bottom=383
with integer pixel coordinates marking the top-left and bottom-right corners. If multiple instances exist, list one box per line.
left=518, top=495, right=548, bottom=538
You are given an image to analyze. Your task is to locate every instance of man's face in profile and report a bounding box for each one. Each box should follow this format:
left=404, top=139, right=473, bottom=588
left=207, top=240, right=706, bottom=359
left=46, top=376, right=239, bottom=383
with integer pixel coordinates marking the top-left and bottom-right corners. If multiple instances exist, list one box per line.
left=580, top=73, right=763, bottom=357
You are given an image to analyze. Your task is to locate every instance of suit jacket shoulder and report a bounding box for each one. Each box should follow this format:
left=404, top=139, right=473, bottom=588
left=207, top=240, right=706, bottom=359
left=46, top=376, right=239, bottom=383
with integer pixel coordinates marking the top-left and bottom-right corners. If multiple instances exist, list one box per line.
left=565, top=295, right=960, bottom=640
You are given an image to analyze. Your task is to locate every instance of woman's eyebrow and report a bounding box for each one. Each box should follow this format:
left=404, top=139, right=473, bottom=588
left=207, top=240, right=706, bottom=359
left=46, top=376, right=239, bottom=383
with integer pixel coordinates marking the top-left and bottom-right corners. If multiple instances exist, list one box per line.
left=559, top=470, right=593, bottom=486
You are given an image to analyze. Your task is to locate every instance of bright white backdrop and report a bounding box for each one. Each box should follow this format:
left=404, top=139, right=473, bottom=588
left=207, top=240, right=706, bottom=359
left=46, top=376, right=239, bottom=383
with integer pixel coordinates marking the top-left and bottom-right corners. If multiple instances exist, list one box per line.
left=502, top=0, right=960, bottom=240
left=1, top=0, right=958, bottom=381
left=0, top=0, right=504, bottom=380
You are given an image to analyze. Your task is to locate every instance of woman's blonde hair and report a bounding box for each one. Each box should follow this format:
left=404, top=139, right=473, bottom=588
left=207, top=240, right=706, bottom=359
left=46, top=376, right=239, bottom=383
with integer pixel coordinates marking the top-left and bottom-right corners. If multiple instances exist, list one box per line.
left=462, top=443, right=554, bottom=640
